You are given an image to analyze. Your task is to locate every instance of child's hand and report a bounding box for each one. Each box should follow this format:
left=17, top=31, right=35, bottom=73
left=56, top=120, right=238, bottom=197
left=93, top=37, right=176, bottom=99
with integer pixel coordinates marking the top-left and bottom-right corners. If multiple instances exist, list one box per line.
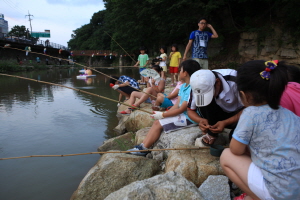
left=151, top=111, right=164, bottom=120
left=209, top=121, right=226, bottom=133
left=207, top=24, right=212, bottom=28
left=199, top=118, right=210, bottom=133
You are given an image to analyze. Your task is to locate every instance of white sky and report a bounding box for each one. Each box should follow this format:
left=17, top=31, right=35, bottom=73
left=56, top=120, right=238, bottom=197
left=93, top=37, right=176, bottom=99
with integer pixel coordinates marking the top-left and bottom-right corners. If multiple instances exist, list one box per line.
left=1, top=0, right=105, bottom=47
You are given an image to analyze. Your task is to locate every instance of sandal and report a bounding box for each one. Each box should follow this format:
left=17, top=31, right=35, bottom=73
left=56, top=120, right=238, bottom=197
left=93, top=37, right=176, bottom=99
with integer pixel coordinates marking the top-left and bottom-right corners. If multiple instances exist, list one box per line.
left=201, top=133, right=216, bottom=146
left=120, top=110, right=131, bottom=115
left=128, top=104, right=140, bottom=111
left=234, top=193, right=253, bottom=200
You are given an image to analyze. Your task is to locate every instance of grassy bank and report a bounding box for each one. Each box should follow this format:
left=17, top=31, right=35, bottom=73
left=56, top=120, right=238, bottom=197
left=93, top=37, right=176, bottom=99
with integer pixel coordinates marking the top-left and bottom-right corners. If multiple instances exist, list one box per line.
left=0, top=59, right=80, bottom=72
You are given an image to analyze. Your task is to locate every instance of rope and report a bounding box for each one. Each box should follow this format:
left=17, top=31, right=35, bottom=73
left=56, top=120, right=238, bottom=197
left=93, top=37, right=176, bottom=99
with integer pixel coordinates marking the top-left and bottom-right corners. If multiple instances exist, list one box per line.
left=0, top=46, right=158, bottom=99
left=0, top=147, right=213, bottom=160
left=0, top=73, right=152, bottom=114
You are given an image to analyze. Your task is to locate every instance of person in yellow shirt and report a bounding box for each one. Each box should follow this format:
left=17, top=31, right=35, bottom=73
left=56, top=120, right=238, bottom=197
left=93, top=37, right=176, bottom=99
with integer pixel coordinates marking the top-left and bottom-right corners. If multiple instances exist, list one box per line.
left=169, top=44, right=181, bottom=86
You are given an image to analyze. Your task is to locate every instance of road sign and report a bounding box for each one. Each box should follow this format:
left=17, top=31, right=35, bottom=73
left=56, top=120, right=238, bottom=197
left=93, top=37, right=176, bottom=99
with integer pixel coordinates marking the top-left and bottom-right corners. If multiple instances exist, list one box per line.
left=31, top=32, right=50, bottom=38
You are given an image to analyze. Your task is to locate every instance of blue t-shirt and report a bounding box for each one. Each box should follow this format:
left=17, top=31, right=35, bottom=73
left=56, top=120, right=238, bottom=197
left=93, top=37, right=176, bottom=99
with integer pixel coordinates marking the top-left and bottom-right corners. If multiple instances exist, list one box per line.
left=189, top=30, right=212, bottom=59
left=118, top=76, right=140, bottom=89
left=178, top=83, right=195, bottom=123
left=233, top=105, right=300, bottom=200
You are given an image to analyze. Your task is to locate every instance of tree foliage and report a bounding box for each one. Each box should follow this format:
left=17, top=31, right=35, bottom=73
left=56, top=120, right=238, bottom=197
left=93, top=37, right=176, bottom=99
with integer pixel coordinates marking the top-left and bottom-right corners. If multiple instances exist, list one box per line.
left=68, top=0, right=300, bottom=54
left=8, top=25, right=29, bottom=38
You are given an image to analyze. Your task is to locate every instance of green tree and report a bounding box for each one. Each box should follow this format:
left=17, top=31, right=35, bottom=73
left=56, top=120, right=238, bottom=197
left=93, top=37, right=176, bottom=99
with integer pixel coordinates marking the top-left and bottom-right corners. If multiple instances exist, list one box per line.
left=8, top=25, right=28, bottom=37
left=68, top=0, right=300, bottom=55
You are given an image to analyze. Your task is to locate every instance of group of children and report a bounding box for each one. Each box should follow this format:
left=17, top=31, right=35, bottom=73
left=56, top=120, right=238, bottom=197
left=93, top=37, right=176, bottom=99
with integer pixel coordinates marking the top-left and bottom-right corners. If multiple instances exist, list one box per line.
left=111, top=57, right=300, bottom=199
left=134, top=45, right=182, bottom=86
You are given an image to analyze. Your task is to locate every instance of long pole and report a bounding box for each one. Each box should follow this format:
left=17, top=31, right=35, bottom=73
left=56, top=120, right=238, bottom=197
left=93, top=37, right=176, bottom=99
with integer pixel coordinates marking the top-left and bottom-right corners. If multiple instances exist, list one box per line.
left=0, top=73, right=152, bottom=114
left=1, top=46, right=157, bottom=99
left=0, top=147, right=215, bottom=160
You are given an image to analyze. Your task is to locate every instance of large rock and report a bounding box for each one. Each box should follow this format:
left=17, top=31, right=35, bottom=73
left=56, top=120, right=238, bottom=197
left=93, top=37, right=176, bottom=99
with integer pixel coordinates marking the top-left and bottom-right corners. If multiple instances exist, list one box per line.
left=165, top=147, right=225, bottom=187
left=104, top=171, right=204, bottom=200
left=97, top=132, right=135, bottom=152
left=116, top=102, right=154, bottom=132
left=71, top=152, right=160, bottom=200
left=151, top=126, right=202, bottom=157
left=124, top=105, right=154, bottom=132
left=135, top=127, right=151, bottom=145
left=199, top=175, right=231, bottom=200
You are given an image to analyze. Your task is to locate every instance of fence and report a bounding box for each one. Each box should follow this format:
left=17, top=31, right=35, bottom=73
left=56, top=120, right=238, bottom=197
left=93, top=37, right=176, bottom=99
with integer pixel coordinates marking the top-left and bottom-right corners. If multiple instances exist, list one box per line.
left=0, top=33, right=69, bottom=51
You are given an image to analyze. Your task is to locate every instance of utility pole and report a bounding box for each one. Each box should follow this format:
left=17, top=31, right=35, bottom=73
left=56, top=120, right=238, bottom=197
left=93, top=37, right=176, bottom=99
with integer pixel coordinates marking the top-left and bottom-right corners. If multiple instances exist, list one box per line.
left=25, top=10, right=33, bottom=34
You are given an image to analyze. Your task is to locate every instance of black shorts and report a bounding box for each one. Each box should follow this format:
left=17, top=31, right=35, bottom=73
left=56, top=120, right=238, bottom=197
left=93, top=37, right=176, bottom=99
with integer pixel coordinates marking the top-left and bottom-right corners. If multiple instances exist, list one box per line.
left=118, top=86, right=139, bottom=94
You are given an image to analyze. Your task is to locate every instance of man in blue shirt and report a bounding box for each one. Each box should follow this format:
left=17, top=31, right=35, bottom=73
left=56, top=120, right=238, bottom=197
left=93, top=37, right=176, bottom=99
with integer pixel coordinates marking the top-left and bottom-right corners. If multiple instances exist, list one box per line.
left=183, top=18, right=218, bottom=69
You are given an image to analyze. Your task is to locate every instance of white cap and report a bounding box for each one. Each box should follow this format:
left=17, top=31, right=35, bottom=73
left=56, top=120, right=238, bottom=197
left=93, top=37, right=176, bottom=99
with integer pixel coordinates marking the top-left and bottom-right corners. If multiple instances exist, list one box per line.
left=190, top=70, right=216, bottom=107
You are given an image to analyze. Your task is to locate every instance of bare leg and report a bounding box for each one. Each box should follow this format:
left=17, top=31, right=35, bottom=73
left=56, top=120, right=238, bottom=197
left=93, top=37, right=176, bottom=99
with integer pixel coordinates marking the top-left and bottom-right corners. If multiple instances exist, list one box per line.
left=171, top=73, right=174, bottom=84
left=220, top=149, right=260, bottom=200
left=135, top=87, right=157, bottom=106
left=122, top=91, right=144, bottom=113
left=154, top=93, right=164, bottom=106
left=143, top=120, right=163, bottom=148
left=118, top=90, right=130, bottom=100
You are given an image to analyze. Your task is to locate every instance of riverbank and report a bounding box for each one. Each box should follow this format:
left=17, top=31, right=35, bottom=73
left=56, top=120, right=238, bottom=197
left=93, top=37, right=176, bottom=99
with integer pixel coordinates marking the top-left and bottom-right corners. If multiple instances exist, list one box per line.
left=0, top=59, right=81, bottom=72
left=71, top=81, right=242, bottom=200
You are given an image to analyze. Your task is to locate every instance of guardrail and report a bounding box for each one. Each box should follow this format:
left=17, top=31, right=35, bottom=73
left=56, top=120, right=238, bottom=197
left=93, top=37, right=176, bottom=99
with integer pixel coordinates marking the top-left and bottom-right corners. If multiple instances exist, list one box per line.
left=0, top=33, right=69, bottom=51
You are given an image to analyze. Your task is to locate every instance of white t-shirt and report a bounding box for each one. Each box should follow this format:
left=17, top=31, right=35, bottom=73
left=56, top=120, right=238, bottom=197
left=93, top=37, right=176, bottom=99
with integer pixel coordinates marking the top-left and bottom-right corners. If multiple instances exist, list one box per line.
left=159, top=53, right=167, bottom=67
left=189, top=69, right=243, bottom=113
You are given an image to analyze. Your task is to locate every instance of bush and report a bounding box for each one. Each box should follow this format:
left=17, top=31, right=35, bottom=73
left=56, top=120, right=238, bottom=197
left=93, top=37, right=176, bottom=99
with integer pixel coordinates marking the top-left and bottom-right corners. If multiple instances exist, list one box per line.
left=0, top=60, right=24, bottom=72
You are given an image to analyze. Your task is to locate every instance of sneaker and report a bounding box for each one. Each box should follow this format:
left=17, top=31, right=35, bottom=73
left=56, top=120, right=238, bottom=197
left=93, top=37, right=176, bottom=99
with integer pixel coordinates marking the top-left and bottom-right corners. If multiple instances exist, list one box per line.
left=127, top=144, right=150, bottom=156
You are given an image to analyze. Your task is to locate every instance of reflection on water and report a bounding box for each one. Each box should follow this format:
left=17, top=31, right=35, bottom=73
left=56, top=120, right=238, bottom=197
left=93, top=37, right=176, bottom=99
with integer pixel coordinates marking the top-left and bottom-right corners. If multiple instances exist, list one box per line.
left=0, top=67, right=139, bottom=200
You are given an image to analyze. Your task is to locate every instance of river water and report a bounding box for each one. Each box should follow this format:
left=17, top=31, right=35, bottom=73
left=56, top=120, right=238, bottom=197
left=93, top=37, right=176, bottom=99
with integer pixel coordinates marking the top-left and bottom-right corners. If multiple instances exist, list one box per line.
left=0, top=67, right=139, bottom=200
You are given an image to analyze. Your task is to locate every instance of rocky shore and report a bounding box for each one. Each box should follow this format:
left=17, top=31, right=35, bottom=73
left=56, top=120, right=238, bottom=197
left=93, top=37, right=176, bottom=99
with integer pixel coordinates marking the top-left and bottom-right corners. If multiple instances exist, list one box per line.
left=71, top=82, right=239, bottom=200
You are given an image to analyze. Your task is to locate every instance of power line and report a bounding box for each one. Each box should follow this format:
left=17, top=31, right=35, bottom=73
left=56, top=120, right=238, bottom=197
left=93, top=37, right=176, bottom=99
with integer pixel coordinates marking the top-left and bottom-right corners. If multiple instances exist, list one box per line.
left=6, top=0, right=28, bottom=14
left=2, top=0, right=26, bottom=16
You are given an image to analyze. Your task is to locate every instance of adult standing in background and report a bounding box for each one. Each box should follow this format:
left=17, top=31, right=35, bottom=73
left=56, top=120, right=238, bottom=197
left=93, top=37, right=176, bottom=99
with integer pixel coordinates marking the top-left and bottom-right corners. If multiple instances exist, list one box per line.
left=183, top=18, right=218, bottom=69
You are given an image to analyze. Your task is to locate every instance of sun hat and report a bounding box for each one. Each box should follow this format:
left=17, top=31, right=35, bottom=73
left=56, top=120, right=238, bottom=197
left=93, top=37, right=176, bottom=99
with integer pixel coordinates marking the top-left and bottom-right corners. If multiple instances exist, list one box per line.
left=190, top=70, right=216, bottom=107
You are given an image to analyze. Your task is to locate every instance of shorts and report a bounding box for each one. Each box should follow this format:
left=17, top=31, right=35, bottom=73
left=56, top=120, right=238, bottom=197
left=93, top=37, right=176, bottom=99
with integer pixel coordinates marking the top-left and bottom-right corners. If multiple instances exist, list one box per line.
left=159, top=114, right=196, bottom=133
left=192, top=58, right=208, bottom=69
left=169, top=67, right=179, bottom=73
left=118, top=86, right=139, bottom=95
left=145, top=97, right=152, bottom=103
left=161, top=95, right=174, bottom=108
left=248, top=163, right=274, bottom=200
left=139, top=67, right=146, bottom=73
left=160, top=65, right=167, bottom=72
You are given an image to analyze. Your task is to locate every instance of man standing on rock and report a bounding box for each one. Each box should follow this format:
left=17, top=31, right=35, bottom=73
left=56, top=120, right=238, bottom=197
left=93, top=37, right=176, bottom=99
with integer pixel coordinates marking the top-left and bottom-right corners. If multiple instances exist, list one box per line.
left=183, top=18, right=218, bottom=69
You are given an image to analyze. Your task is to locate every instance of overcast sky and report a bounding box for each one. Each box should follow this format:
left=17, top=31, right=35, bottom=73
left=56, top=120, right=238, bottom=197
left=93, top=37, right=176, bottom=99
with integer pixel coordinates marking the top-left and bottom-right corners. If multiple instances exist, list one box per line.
left=1, top=0, right=105, bottom=47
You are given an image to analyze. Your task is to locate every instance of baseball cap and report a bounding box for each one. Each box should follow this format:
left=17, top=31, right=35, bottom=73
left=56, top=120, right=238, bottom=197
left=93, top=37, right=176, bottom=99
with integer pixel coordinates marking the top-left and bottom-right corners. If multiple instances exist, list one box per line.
left=190, top=70, right=216, bottom=107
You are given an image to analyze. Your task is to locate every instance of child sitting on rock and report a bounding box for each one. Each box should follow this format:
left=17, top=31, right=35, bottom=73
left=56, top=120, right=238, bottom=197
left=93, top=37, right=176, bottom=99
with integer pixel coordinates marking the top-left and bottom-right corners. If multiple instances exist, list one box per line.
left=127, top=59, right=201, bottom=156
left=220, top=60, right=300, bottom=200
left=152, top=81, right=182, bottom=111
left=120, top=65, right=165, bottom=115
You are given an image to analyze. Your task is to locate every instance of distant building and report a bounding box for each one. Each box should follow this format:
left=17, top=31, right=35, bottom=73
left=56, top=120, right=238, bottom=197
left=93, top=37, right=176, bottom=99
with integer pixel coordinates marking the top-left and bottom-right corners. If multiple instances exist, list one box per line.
left=0, top=13, right=8, bottom=34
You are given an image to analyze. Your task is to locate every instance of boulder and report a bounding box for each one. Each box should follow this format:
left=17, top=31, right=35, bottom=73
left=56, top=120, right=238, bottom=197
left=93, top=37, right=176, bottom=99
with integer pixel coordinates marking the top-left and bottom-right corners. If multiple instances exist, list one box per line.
left=104, top=171, right=204, bottom=200
left=199, top=175, right=231, bottom=200
left=123, top=104, right=154, bottom=132
left=71, top=152, right=160, bottom=200
left=135, top=127, right=151, bottom=145
left=97, top=132, right=135, bottom=152
left=165, top=147, right=225, bottom=187
left=151, top=126, right=202, bottom=157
